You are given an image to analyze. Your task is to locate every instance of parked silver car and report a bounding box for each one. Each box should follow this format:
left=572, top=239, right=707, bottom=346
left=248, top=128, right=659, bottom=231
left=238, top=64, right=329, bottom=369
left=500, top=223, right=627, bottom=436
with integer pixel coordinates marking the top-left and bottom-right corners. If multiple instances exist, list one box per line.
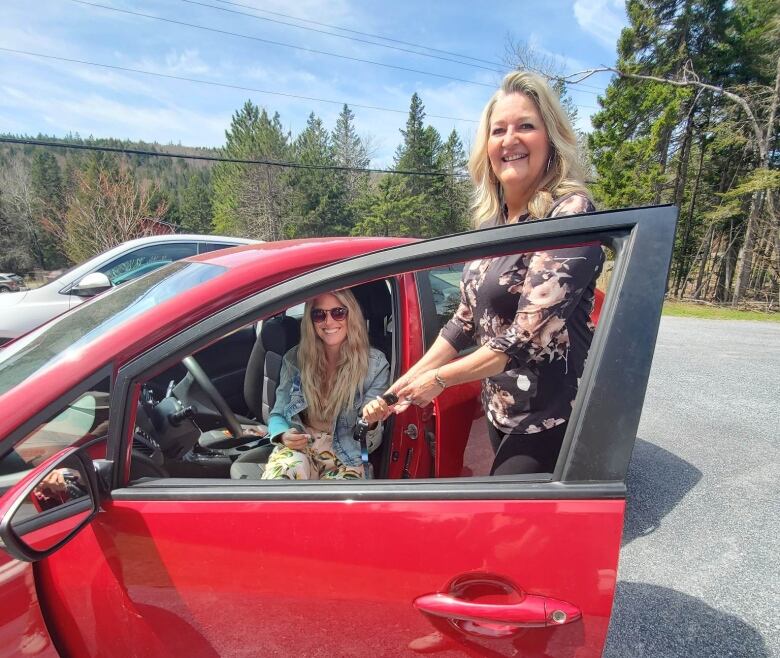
left=0, top=234, right=257, bottom=345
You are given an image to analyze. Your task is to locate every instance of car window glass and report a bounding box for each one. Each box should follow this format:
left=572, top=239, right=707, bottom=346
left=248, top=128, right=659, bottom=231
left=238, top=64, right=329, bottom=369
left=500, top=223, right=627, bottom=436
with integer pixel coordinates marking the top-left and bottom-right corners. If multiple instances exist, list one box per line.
left=425, top=264, right=464, bottom=338
left=0, top=377, right=110, bottom=489
left=0, top=262, right=226, bottom=396
left=129, top=279, right=399, bottom=482
left=97, top=243, right=198, bottom=285
left=198, top=242, right=238, bottom=254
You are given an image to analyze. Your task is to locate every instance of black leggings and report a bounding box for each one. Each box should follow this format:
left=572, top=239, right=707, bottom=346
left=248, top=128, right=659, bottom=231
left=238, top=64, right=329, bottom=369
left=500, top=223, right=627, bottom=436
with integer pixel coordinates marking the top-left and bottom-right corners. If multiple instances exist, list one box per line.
left=487, top=421, right=567, bottom=476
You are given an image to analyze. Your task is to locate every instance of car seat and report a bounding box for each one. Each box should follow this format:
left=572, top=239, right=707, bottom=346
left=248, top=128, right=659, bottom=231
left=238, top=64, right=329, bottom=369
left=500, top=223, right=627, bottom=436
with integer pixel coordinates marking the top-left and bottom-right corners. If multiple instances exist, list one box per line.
left=222, top=315, right=300, bottom=479
left=198, top=313, right=300, bottom=452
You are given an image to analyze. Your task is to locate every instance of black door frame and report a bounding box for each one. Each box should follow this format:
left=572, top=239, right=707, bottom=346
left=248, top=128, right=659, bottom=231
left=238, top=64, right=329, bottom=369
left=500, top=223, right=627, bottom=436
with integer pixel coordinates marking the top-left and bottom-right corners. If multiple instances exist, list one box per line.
left=107, top=205, right=677, bottom=496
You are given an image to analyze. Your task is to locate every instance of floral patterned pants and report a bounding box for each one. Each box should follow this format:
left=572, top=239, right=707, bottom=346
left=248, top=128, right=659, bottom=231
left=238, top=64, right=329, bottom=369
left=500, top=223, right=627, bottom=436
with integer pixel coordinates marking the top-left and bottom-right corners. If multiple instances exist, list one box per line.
left=261, top=429, right=364, bottom=480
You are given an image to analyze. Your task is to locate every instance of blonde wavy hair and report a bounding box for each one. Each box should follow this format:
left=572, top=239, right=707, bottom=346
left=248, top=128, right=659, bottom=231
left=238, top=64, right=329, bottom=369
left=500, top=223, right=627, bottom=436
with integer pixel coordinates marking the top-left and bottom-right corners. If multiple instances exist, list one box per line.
left=298, top=289, right=369, bottom=424
left=469, top=70, right=590, bottom=224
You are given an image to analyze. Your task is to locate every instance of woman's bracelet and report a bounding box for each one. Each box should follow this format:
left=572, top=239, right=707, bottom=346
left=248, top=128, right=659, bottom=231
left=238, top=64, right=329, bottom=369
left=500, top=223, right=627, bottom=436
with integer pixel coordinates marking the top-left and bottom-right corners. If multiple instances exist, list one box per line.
left=434, top=368, right=447, bottom=389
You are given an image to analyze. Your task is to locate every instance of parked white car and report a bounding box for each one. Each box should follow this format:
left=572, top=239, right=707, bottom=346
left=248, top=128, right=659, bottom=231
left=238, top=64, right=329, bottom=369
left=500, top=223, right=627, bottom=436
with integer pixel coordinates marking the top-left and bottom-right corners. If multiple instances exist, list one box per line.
left=0, top=234, right=257, bottom=345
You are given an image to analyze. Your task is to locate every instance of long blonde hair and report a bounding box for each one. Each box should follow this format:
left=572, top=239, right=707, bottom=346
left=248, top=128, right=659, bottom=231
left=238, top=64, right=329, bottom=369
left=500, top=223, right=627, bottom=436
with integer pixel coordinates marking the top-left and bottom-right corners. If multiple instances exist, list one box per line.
left=469, top=70, right=590, bottom=224
left=298, top=289, right=369, bottom=424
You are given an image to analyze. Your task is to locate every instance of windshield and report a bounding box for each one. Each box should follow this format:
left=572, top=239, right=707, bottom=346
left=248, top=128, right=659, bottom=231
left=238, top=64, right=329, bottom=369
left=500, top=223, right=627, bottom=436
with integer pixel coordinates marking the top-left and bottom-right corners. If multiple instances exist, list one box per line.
left=0, top=261, right=226, bottom=396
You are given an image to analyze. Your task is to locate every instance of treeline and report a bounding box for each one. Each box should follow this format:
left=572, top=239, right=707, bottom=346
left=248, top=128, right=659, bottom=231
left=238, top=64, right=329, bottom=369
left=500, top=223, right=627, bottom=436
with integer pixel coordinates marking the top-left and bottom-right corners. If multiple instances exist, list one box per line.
left=588, top=0, right=779, bottom=305
left=0, top=137, right=218, bottom=270
left=1, top=0, right=777, bottom=307
left=0, top=95, right=470, bottom=272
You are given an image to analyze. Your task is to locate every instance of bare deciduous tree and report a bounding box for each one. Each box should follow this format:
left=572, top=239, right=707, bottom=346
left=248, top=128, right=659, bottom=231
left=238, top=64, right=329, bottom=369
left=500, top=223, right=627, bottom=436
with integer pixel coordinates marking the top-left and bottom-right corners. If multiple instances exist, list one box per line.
left=42, top=165, right=168, bottom=264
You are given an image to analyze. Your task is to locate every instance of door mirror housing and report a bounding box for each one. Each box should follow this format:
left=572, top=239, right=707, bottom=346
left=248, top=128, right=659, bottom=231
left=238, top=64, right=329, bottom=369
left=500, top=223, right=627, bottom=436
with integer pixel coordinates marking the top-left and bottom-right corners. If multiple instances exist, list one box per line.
left=72, top=272, right=112, bottom=297
left=0, top=448, right=99, bottom=561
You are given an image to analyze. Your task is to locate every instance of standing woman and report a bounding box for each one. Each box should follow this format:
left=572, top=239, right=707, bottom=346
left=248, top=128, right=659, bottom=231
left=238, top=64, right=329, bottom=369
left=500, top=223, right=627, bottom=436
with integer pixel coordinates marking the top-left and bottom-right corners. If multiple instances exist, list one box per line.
left=262, top=289, right=389, bottom=480
left=386, top=71, right=604, bottom=476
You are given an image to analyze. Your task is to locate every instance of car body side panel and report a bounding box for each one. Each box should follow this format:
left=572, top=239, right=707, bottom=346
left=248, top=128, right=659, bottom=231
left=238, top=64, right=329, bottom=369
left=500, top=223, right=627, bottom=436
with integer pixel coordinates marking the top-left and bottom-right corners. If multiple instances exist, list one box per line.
left=36, top=497, right=624, bottom=658
left=0, top=555, right=57, bottom=658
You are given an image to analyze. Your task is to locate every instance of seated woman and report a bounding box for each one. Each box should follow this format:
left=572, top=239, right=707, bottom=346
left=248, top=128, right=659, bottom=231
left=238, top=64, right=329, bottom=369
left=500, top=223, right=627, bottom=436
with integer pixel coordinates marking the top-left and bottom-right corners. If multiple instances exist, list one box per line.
left=262, top=289, right=390, bottom=480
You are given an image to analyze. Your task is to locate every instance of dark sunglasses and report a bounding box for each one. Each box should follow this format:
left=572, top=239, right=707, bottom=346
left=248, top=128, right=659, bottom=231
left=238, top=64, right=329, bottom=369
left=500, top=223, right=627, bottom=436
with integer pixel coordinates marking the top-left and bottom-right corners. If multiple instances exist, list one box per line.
left=310, top=306, right=349, bottom=323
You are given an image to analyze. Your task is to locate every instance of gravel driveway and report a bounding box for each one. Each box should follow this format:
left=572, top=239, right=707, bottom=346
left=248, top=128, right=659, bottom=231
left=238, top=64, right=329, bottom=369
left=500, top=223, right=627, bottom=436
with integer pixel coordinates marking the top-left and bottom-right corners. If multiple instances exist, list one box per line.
left=605, top=317, right=780, bottom=657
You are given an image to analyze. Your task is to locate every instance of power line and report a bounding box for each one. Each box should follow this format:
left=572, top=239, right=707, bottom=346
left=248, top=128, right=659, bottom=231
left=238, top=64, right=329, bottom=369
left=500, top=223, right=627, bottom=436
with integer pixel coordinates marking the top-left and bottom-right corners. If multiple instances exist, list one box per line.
left=0, top=48, right=601, bottom=119
left=210, top=0, right=505, bottom=68
left=70, top=0, right=498, bottom=89
left=0, top=47, right=479, bottom=123
left=180, top=0, right=505, bottom=74
left=205, top=0, right=606, bottom=95
left=0, top=137, right=471, bottom=178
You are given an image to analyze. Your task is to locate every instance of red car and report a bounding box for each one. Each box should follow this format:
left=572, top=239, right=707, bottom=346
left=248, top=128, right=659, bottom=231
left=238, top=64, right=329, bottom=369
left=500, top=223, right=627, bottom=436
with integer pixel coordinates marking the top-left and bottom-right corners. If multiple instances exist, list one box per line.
left=0, top=205, right=676, bottom=658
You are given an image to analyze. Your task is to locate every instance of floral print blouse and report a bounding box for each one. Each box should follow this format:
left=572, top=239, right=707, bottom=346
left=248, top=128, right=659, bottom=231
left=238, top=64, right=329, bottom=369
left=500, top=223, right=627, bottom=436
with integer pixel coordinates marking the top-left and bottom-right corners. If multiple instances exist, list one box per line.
left=440, top=193, right=604, bottom=435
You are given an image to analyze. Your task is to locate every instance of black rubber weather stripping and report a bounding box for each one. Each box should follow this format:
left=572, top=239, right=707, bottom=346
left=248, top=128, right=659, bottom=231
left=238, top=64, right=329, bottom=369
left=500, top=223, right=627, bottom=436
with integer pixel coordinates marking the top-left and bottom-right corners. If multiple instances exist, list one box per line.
left=110, top=479, right=626, bottom=502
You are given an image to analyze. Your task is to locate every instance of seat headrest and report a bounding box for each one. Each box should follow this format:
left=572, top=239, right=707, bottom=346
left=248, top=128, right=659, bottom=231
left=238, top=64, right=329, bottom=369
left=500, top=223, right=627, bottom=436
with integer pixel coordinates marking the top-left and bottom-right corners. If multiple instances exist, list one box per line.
left=352, top=280, right=391, bottom=321
left=261, top=314, right=300, bottom=355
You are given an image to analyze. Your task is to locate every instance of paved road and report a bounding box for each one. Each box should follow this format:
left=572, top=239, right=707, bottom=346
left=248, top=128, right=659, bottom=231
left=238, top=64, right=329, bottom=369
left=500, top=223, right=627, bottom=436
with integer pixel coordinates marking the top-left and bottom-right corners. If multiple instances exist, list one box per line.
left=604, top=317, right=780, bottom=657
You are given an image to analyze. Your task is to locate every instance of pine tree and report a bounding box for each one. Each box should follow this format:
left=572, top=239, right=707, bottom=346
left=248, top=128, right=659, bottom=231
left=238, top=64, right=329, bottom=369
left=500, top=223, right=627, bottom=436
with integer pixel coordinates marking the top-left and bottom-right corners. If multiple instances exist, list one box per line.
left=351, top=174, right=428, bottom=237
left=179, top=171, right=214, bottom=234
left=429, top=130, right=471, bottom=236
left=332, top=104, right=370, bottom=205
left=29, top=151, right=68, bottom=267
left=384, top=94, right=449, bottom=237
left=395, top=93, right=440, bottom=197
left=287, top=113, right=347, bottom=237
left=212, top=101, right=291, bottom=240
left=589, top=0, right=738, bottom=297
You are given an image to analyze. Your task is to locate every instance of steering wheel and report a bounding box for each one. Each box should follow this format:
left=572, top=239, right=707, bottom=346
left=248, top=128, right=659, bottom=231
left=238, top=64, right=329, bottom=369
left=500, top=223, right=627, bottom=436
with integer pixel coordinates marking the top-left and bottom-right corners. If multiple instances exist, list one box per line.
left=182, top=355, right=245, bottom=440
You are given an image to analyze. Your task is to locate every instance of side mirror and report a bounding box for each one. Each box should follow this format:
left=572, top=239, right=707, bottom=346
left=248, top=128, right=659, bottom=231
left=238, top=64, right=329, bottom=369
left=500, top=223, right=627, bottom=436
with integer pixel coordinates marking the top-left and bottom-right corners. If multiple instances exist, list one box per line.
left=0, top=448, right=99, bottom=562
left=71, top=272, right=112, bottom=297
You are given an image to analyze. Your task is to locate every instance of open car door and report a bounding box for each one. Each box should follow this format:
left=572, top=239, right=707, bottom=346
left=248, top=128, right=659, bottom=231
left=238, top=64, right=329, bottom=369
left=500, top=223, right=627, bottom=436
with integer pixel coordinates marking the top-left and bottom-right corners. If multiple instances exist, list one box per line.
left=6, top=205, right=676, bottom=658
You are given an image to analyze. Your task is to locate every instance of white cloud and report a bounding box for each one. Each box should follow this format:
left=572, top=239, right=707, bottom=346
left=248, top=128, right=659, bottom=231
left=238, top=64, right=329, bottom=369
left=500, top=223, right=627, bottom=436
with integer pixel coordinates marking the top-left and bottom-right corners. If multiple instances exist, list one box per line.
left=0, top=85, right=229, bottom=146
left=242, top=65, right=317, bottom=87
left=526, top=33, right=587, bottom=76
left=573, top=0, right=628, bottom=50
left=131, top=49, right=211, bottom=77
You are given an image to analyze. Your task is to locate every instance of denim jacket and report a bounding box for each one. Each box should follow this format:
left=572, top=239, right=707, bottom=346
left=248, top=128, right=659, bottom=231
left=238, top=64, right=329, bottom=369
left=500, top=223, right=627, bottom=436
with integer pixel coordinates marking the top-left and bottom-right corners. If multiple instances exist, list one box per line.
left=267, top=346, right=391, bottom=468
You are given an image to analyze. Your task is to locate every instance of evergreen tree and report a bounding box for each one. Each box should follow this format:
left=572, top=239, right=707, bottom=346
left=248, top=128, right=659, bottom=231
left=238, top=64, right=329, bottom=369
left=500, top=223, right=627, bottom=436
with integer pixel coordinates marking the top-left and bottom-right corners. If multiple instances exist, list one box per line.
left=429, top=130, right=471, bottom=235
left=395, top=93, right=440, bottom=197
left=351, top=174, right=427, bottom=237
left=29, top=151, right=67, bottom=268
left=179, top=171, right=214, bottom=234
left=383, top=93, right=449, bottom=237
left=212, top=101, right=291, bottom=240
left=332, top=104, right=370, bottom=201
left=590, top=0, right=737, bottom=296
left=287, top=113, right=347, bottom=237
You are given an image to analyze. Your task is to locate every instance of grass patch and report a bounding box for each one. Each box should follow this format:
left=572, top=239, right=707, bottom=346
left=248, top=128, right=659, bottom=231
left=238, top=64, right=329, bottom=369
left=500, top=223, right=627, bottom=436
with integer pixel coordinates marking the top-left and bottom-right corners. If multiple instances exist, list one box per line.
left=662, top=300, right=780, bottom=322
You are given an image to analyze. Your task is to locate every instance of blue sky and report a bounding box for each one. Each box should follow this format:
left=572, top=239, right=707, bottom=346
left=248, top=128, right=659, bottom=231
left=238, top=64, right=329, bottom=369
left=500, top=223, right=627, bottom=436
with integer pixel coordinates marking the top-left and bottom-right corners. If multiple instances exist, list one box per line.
left=0, top=0, right=628, bottom=166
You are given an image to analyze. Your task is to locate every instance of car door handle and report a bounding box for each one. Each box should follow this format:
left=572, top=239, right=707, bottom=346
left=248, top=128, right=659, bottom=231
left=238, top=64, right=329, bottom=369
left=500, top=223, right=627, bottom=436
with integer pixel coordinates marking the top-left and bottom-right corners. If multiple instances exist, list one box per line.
left=413, top=592, right=581, bottom=627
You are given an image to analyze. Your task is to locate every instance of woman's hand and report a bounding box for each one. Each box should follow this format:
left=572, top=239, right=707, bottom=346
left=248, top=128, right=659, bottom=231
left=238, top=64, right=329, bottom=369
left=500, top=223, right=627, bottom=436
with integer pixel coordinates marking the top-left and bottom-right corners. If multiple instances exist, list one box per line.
left=384, top=374, right=415, bottom=414
left=362, top=396, right=391, bottom=425
left=281, top=428, right=309, bottom=451
left=396, top=370, right=445, bottom=408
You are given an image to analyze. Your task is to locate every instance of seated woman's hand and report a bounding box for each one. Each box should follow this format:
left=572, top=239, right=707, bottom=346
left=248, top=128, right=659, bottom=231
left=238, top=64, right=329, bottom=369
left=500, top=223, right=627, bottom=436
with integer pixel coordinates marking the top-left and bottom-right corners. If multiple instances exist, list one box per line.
left=281, top=428, right=310, bottom=451
left=385, top=375, right=415, bottom=414
left=362, top=396, right=391, bottom=425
